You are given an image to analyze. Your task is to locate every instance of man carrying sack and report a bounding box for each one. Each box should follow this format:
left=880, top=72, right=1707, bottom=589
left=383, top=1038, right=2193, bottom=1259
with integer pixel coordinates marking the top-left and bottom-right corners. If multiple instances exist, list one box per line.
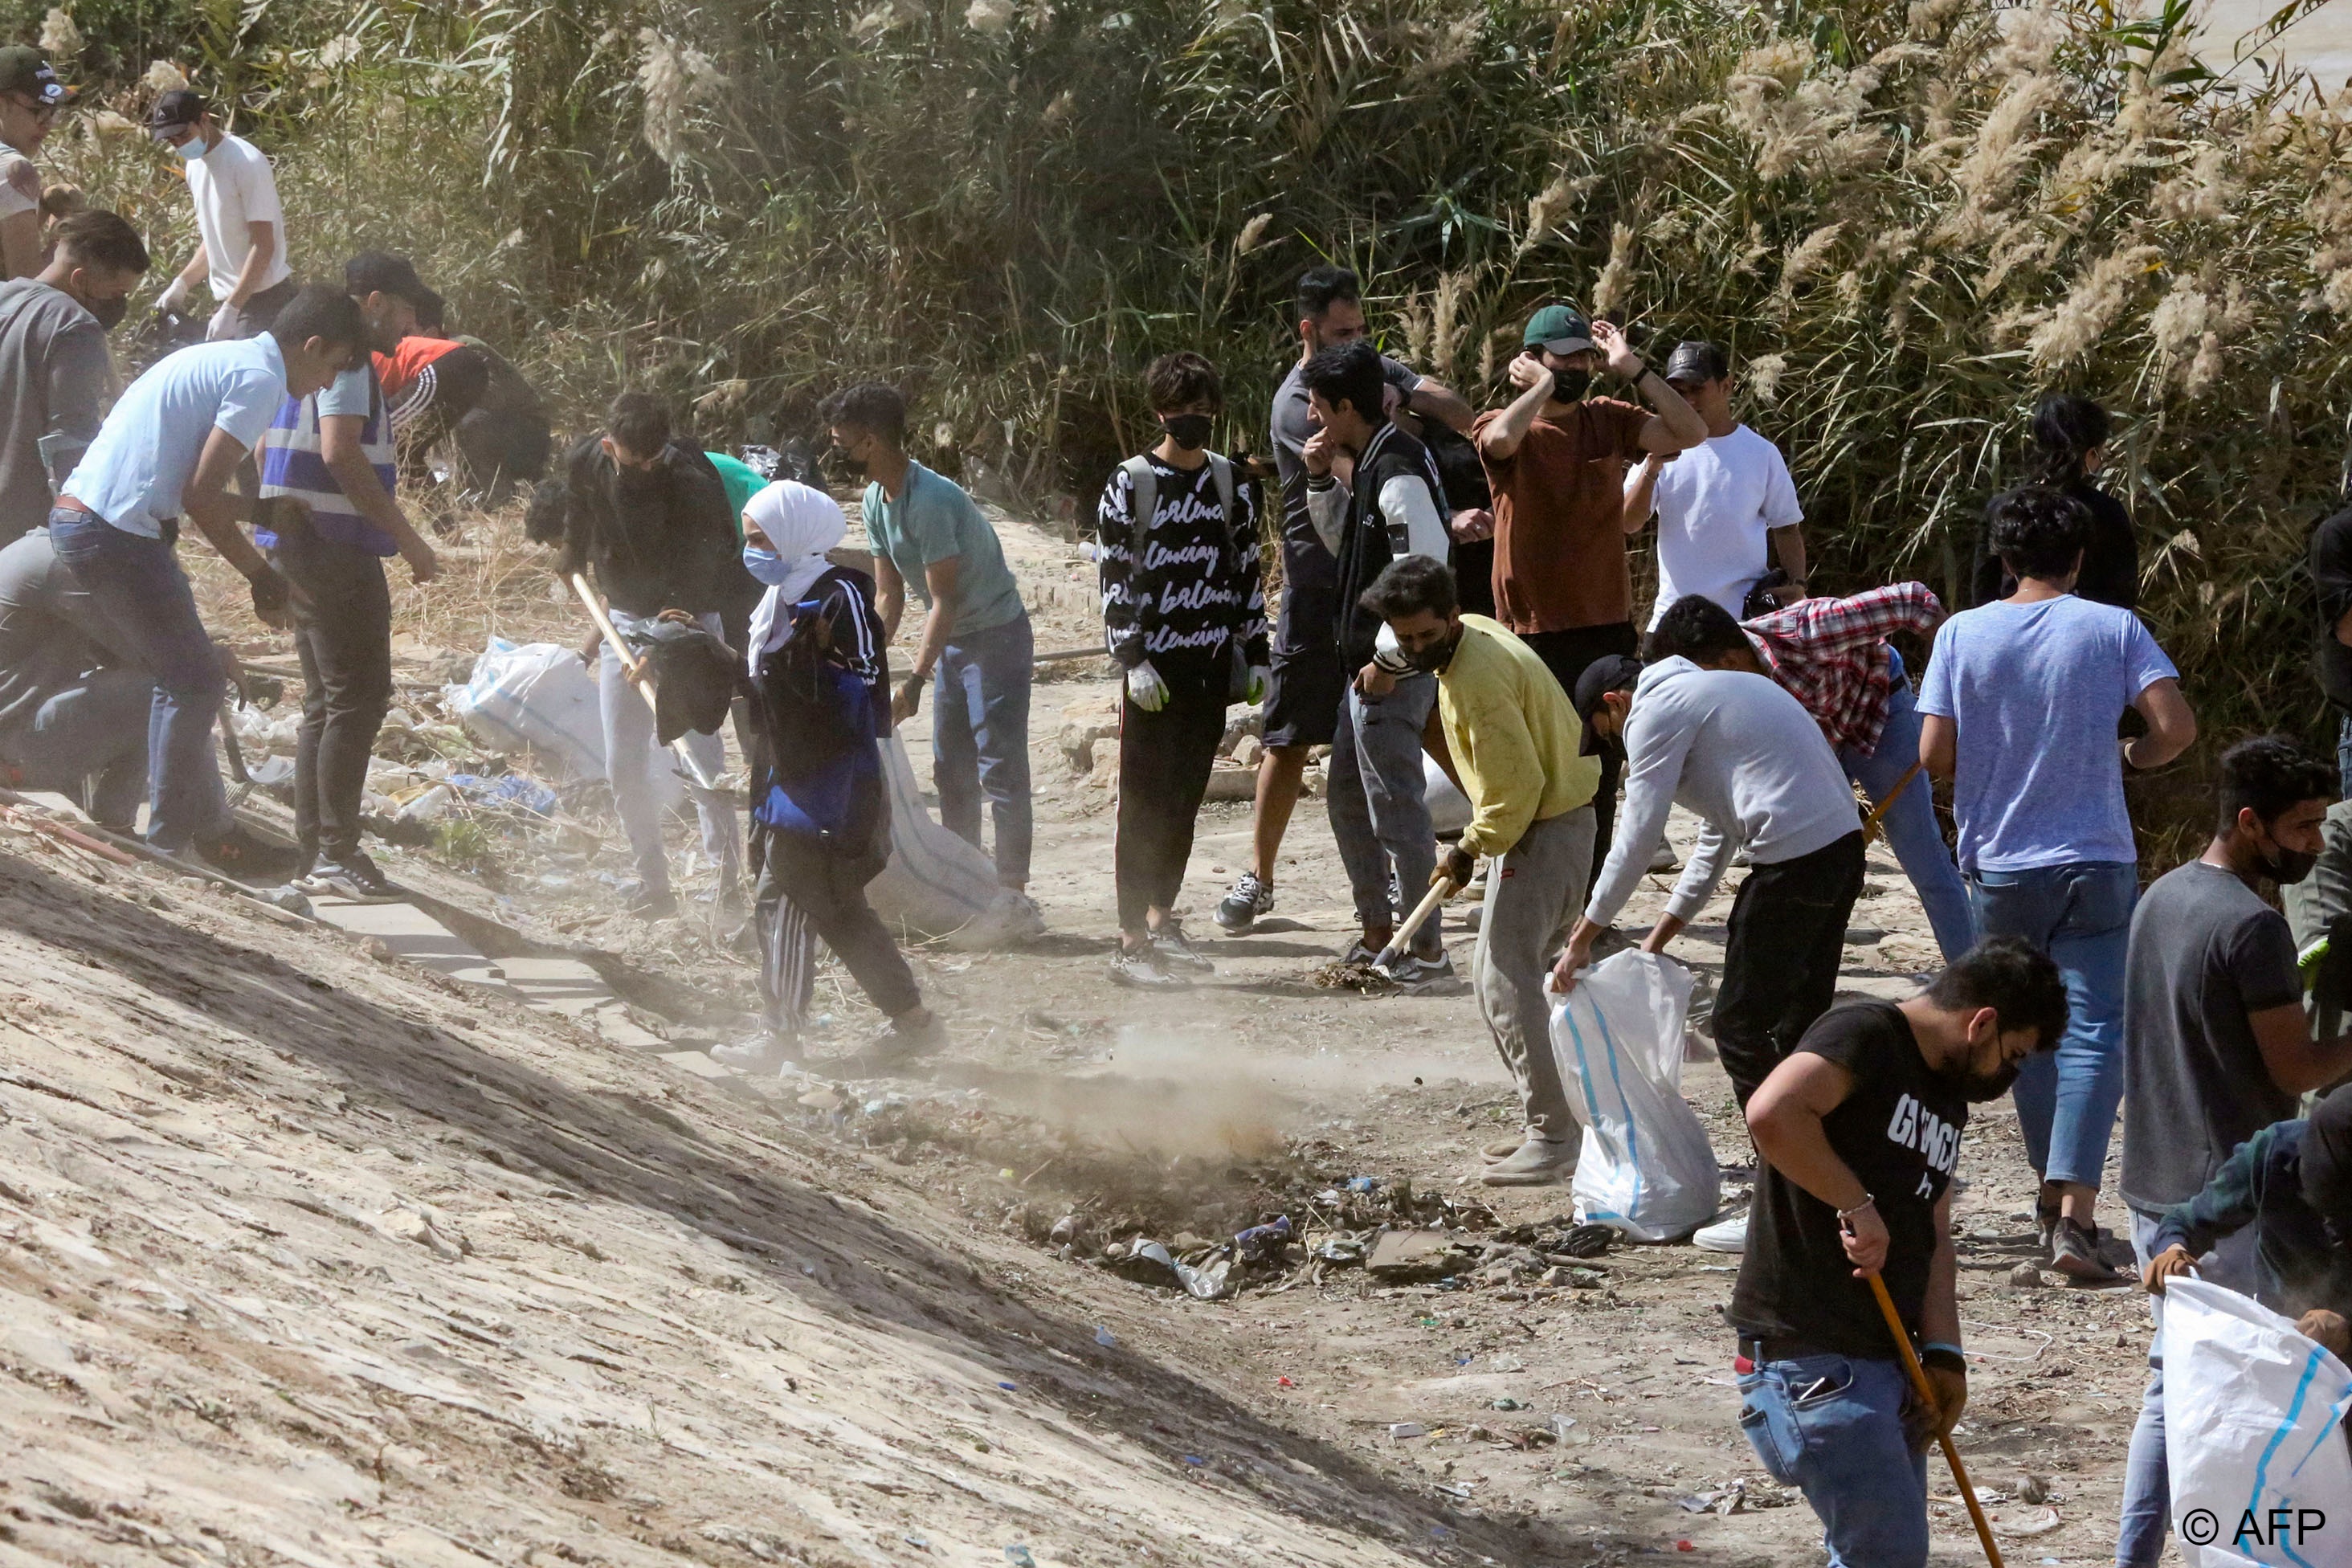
left=1733, top=936, right=2068, bottom=1568
left=1358, top=554, right=1599, bottom=1187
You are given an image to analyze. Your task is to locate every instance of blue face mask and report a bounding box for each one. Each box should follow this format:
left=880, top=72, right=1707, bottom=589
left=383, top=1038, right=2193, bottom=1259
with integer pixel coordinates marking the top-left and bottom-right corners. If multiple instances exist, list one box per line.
left=742, top=545, right=794, bottom=586
left=176, top=136, right=207, bottom=164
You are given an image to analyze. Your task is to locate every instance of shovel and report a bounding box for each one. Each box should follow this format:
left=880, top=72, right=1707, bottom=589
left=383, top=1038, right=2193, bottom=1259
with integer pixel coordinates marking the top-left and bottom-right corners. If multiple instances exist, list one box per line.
left=1371, top=876, right=1458, bottom=977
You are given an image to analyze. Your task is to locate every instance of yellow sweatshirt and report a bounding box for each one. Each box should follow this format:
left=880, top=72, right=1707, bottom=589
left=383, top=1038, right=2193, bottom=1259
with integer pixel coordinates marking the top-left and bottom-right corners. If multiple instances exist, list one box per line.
left=1437, top=615, right=1602, bottom=859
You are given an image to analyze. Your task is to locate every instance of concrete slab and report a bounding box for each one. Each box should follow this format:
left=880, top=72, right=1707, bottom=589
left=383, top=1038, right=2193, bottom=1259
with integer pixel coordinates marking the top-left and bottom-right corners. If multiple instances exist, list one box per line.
left=308, top=898, right=510, bottom=989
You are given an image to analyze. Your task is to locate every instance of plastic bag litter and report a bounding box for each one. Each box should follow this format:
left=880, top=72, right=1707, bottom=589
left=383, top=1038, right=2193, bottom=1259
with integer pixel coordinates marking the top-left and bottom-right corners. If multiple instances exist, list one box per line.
left=2163, top=1276, right=2352, bottom=1566
left=870, top=733, right=1045, bottom=946
left=1175, top=1252, right=1237, bottom=1301
left=446, top=639, right=606, bottom=780
left=447, top=774, right=561, bottom=818
left=1550, top=950, right=1721, bottom=1243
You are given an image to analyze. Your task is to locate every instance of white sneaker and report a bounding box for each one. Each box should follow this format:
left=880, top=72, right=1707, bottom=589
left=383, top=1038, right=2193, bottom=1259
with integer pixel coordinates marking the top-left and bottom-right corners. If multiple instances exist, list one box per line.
left=711, top=1033, right=797, bottom=1075
left=1693, top=1211, right=1748, bottom=1253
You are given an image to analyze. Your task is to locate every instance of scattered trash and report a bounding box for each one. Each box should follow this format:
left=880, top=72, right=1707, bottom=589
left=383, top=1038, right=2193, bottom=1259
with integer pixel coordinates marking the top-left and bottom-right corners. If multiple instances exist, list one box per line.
left=1345, top=1176, right=1380, bottom=1193
left=1388, top=1422, right=1427, bottom=1439
left=1276, top=1376, right=1293, bottom=1387
left=996, top=1381, right=1017, bottom=1391
left=447, top=771, right=559, bottom=817
left=1366, top=1228, right=1467, bottom=1282
left=1233, top=1215, right=1293, bottom=1263
left=1182, top=1455, right=1204, bottom=1466
left=1174, top=1253, right=1236, bottom=1301
left=1313, top=1235, right=1366, bottom=1266
left=1675, top=1540, right=1694, bottom=1552
left=1093, top=1325, right=1116, bottom=1348
left=1003, top=1548, right=1035, bottom=1567
left=1109, top=1239, right=1178, bottom=1286
left=1051, top=1215, right=1080, bottom=1244
left=1547, top=1414, right=1577, bottom=1438
left=1492, top=1396, right=1524, bottom=1411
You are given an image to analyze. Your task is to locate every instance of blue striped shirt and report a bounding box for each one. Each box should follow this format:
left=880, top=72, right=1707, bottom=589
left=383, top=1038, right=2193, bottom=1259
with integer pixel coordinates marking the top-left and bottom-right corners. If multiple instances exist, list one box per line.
left=257, top=361, right=397, bottom=553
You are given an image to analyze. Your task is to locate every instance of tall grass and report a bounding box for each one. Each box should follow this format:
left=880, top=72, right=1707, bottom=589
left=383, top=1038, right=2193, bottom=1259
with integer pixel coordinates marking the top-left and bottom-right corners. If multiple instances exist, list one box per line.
left=22, top=0, right=2352, bottom=847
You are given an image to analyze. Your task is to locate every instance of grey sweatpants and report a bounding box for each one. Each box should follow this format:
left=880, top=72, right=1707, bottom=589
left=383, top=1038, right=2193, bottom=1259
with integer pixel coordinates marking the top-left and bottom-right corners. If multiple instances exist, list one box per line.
left=1327, top=673, right=1439, bottom=953
left=1476, top=804, right=1595, bottom=1144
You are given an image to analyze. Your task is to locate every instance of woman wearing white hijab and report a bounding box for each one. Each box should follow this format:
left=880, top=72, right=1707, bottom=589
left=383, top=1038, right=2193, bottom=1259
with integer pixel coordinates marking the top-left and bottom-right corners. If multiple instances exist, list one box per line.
left=713, top=480, right=945, bottom=1074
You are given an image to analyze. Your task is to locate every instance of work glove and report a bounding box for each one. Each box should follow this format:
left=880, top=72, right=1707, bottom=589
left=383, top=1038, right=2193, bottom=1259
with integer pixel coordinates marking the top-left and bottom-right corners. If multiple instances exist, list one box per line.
left=1438, top=843, right=1475, bottom=892
left=247, top=565, right=292, bottom=628
left=1245, top=664, right=1268, bottom=704
left=206, top=302, right=244, bottom=341
left=1126, top=660, right=1169, bottom=713
left=159, top=278, right=194, bottom=315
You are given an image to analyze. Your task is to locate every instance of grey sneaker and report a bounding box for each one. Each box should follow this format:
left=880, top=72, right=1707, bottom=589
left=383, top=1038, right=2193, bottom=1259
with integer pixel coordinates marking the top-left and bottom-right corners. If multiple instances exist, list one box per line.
left=869, top=1008, right=947, bottom=1064
left=1338, top=937, right=1385, bottom=966
left=1481, top=1137, right=1576, bottom=1187
left=1109, top=945, right=1190, bottom=990
left=1149, top=921, right=1215, bottom=974
left=1215, top=872, right=1272, bottom=934
left=296, top=851, right=402, bottom=904
left=2052, top=1217, right=2121, bottom=1284
left=1381, top=950, right=1460, bottom=993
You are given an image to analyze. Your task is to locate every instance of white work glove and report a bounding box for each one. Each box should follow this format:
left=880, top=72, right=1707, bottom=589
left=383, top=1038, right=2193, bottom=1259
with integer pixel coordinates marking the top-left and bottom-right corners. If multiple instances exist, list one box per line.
left=159, top=278, right=194, bottom=315
left=1126, top=660, right=1169, bottom=713
left=205, top=302, right=243, bottom=341
left=1246, top=664, right=1268, bottom=704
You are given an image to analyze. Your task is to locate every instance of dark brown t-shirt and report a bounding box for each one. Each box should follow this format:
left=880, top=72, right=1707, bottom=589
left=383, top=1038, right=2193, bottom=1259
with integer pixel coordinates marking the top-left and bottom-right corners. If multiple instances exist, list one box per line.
left=1475, top=398, right=1652, bottom=633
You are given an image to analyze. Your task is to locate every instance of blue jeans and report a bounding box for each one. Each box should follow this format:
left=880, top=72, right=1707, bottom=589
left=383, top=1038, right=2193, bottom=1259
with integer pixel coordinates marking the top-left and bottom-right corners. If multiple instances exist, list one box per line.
left=45, top=508, right=229, bottom=851
left=0, top=668, right=154, bottom=827
left=1967, top=860, right=2138, bottom=1189
left=1740, top=1354, right=1929, bottom=1567
left=1841, top=651, right=1974, bottom=963
left=2117, top=1207, right=2259, bottom=1566
left=1327, top=672, right=1439, bottom=953
left=933, top=612, right=1033, bottom=887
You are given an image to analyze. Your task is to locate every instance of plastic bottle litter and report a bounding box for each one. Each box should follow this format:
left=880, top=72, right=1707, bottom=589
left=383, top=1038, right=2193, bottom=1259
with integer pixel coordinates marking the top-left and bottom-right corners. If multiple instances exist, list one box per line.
left=1174, top=1253, right=1236, bottom=1301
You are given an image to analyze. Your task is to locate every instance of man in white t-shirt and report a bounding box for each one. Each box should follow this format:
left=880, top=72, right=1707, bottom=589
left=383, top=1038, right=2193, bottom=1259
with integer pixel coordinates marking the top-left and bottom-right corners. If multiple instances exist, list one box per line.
left=1623, top=341, right=1806, bottom=627
left=0, top=48, right=71, bottom=281
left=145, top=89, right=296, bottom=341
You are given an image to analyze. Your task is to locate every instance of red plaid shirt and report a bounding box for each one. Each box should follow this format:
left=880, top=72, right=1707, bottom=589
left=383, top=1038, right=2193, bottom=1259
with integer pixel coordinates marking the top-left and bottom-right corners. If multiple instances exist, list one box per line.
left=1742, top=582, right=1943, bottom=758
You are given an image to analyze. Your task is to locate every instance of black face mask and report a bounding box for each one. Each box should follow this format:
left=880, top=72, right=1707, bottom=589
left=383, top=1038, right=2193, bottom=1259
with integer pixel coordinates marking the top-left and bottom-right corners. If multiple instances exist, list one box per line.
left=1160, top=413, right=1213, bottom=451
left=1550, top=367, right=1592, bottom=401
left=1403, top=630, right=1460, bottom=673
left=84, top=292, right=129, bottom=330
left=1957, top=1060, right=2023, bottom=1104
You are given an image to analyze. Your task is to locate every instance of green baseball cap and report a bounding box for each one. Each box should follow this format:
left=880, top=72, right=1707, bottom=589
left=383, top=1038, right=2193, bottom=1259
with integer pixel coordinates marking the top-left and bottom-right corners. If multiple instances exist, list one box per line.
left=1522, top=304, right=1594, bottom=355
left=0, top=47, right=71, bottom=107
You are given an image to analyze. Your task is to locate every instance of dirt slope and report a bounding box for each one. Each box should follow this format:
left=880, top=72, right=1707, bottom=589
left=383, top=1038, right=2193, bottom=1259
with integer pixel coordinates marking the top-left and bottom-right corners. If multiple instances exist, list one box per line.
left=0, top=830, right=1532, bottom=1568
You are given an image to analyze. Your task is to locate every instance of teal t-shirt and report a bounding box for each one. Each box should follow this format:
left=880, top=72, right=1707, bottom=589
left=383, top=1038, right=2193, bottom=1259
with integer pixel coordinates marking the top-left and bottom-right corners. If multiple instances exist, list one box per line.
left=704, top=451, right=765, bottom=541
left=861, top=460, right=1025, bottom=637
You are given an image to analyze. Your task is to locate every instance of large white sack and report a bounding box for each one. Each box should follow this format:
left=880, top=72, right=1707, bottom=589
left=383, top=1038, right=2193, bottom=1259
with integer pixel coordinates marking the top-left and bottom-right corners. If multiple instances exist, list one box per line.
left=1550, top=950, right=1720, bottom=1242
left=1426, top=754, right=1472, bottom=836
left=869, top=733, right=1044, bottom=948
left=2164, top=1277, right=2352, bottom=1567
left=447, top=639, right=605, bottom=780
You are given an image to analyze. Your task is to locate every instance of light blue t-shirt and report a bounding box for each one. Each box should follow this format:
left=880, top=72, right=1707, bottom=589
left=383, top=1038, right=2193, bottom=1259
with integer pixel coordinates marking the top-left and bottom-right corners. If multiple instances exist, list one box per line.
left=860, top=460, right=1025, bottom=639
left=63, top=334, right=289, bottom=538
left=1917, top=594, right=2177, bottom=872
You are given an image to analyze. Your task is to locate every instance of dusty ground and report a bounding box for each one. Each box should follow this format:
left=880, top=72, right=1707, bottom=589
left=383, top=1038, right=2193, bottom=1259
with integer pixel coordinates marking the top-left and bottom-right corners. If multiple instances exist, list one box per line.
left=3, top=492, right=2166, bottom=1566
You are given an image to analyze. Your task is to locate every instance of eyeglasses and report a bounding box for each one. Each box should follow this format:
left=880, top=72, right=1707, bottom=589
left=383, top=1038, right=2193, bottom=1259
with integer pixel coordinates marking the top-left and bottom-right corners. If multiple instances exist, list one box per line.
left=7, top=96, right=56, bottom=123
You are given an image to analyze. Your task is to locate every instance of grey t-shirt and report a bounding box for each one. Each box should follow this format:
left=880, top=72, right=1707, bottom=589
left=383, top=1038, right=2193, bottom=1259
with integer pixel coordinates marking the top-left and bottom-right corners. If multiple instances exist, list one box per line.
left=2120, top=860, right=2304, bottom=1214
left=0, top=279, right=112, bottom=547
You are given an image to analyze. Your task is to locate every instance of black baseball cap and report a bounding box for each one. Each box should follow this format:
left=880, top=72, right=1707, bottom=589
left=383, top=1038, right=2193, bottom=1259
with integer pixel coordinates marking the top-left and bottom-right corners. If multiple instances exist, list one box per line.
left=1574, top=655, right=1643, bottom=755
left=0, top=47, right=71, bottom=107
left=146, top=88, right=206, bottom=137
left=345, top=251, right=428, bottom=305
left=1664, top=341, right=1730, bottom=386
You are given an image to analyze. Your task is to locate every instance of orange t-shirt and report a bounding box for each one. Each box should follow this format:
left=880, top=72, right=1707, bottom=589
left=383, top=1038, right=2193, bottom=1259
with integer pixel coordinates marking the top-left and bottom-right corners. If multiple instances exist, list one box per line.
left=1475, top=398, right=1652, bottom=634
left=372, top=335, right=467, bottom=403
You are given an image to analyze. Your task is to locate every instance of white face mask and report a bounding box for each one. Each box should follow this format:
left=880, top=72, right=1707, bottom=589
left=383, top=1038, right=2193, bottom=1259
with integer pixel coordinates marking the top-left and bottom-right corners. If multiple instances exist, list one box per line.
left=176, top=136, right=206, bottom=164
